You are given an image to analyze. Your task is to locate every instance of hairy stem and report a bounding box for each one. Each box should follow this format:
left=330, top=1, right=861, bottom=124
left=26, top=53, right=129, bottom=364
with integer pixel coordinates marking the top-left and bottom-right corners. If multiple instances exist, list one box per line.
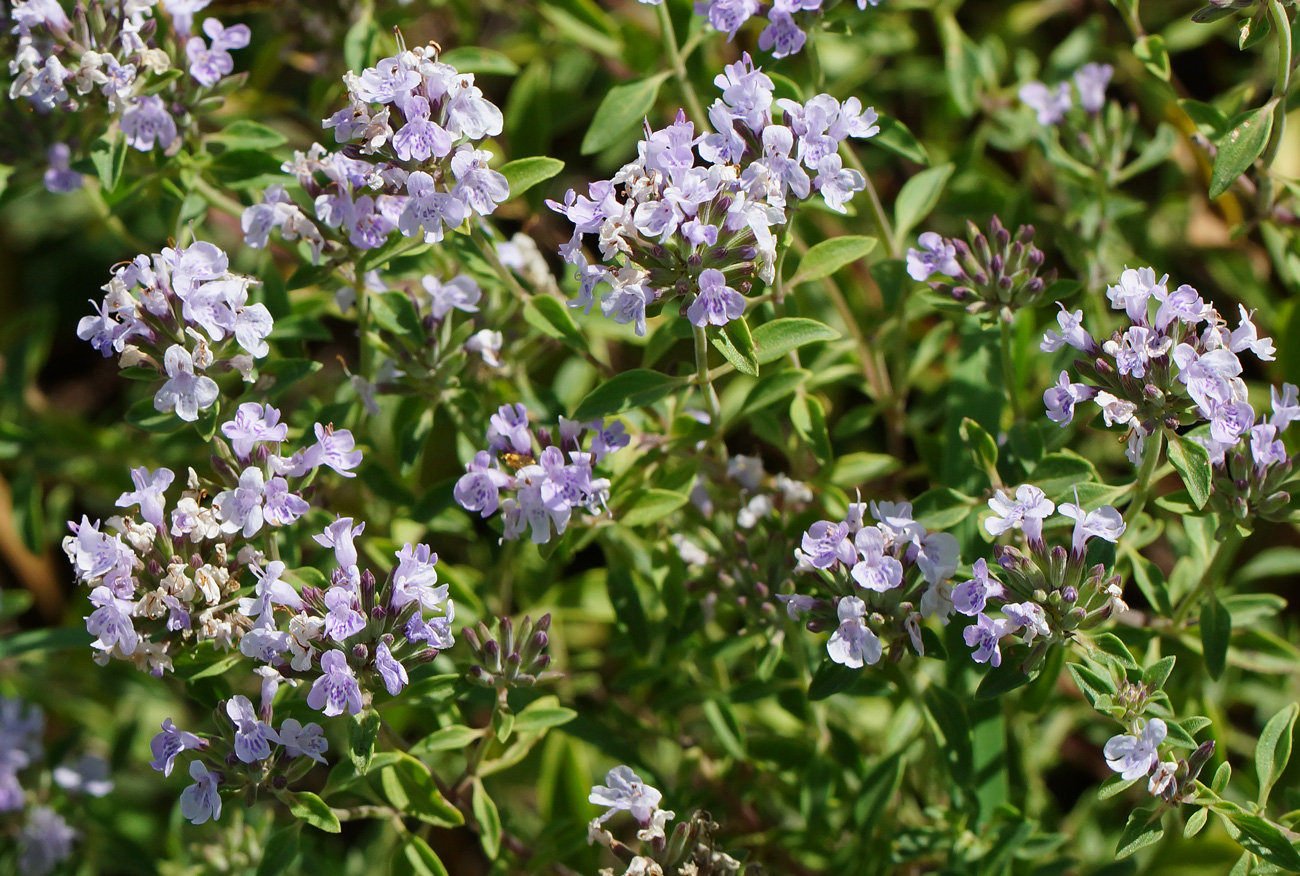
left=1126, top=428, right=1166, bottom=523
left=693, top=324, right=723, bottom=437
left=999, top=316, right=1023, bottom=421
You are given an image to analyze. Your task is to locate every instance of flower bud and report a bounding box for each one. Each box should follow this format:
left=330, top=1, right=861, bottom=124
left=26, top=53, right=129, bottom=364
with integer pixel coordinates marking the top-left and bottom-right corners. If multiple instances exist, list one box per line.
left=351, top=643, right=368, bottom=662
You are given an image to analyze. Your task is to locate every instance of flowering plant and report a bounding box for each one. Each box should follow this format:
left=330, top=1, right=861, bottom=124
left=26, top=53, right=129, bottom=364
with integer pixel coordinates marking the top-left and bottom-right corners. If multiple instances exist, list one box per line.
left=4, top=0, right=1300, bottom=874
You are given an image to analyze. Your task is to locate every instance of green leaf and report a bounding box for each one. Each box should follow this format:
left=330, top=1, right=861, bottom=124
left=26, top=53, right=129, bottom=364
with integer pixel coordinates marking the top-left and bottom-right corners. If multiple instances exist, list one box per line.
left=288, top=792, right=341, bottom=833
left=1117, top=123, right=1178, bottom=182
left=1167, top=434, right=1212, bottom=509
left=790, top=394, right=831, bottom=464
left=712, top=316, right=758, bottom=376
left=1201, top=594, right=1232, bottom=681
left=1116, top=806, right=1164, bottom=857
left=89, top=131, right=127, bottom=193
left=825, top=453, right=900, bottom=487
left=808, top=658, right=858, bottom=701
left=787, top=237, right=878, bottom=288
left=960, top=417, right=998, bottom=474
left=872, top=115, right=929, bottom=165
left=1209, top=103, right=1275, bottom=199
left=923, top=686, right=973, bottom=785
left=393, top=836, right=450, bottom=876
left=1142, top=656, right=1176, bottom=691
left=975, top=662, right=1034, bottom=699
left=125, top=397, right=184, bottom=433
left=254, top=824, right=301, bottom=876
left=1098, top=773, right=1141, bottom=800
left=1185, top=806, right=1210, bottom=839
left=513, top=704, right=578, bottom=734
left=379, top=754, right=464, bottom=827
left=523, top=295, right=589, bottom=353
left=1134, top=34, right=1171, bottom=81
left=0, top=626, right=91, bottom=659
left=438, top=46, right=520, bottom=75
left=410, top=724, right=484, bottom=757
left=1094, top=633, right=1139, bottom=671
left=572, top=369, right=684, bottom=419
left=472, top=779, right=503, bottom=860
left=893, top=164, right=954, bottom=241
left=605, top=564, right=649, bottom=652
left=209, top=120, right=288, bottom=151
left=492, top=701, right=514, bottom=743
left=911, top=487, right=975, bottom=530
left=618, top=489, right=688, bottom=527
left=369, top=290, right=424, bottom=339
left=499, top=156, right=564, bottom=198
left=349, top=710, right=381, bottom=775
left=740, top=369, right=811, bottom=416
left=751, top=318, right=841, bottom=365
left=580, top=72, right=670, bottom=154
left=1228, top=812, right=1300, bottom=870
left=702, top=699, right=746, bottom=759
left=1256, top=703, right=1298, bottom=807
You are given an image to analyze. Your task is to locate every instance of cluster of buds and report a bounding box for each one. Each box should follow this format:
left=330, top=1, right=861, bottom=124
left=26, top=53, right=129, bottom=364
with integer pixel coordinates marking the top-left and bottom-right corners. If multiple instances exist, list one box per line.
left=1040, top=265, right=1275, bottom=466
left=242, top=41, right=507, bottom=264
left=1203, top=384, right=1300, bottom=537
left=76, top=240, right=271, bottom=423
left=463, top=614, right=559, bottom=691
left=907, top=216, right=1054, bottom=320
left=670, top=454, right=813, bottom=626
left=6, top=0, right=250, bottom=189
left=960, top=484, right=1127, bottom=672
left=548, top=53, right=877, bottom=336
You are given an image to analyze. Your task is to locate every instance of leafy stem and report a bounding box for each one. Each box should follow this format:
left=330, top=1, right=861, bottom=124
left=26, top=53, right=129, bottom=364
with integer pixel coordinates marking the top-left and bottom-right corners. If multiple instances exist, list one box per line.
left=656, top=2, right=710, bottom=133
left=1257, top=0, right=1294, bottom=214
left=1126, top=428, right=1166, bottom=523
left=693, top=323, right=724, bottom=440
left=999, top=316, right=1023, bottom=421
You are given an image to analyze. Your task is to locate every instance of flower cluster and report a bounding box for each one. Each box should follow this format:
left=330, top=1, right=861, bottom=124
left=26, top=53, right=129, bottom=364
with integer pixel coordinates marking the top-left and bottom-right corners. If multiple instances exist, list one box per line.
left=1203, top=383, right=1299, bottom=533
left=783, top=497, right=959, bottom=668
left=1103, top=718, right=1216, bottom=805
left=455, top=405, right=628, bottom=543
left=1, top=697, right=112, bottom=876
left=63, top=404, right=366, bottom=675
left=8, top=0, right=250, bottom=188
left=242, top=43, right=507, bottom=262
left=1019, top=62, right=1113, bottom=126
left=907, top=215, right=1055, bottom=319
left=638, top=0, right=882, bottom=59
left=959, top=485, right=1128, bottom=671
left=548, top=53, right=877, bottom=335
left=147, top=703, right=329, bottom=826
left=586, top=766, right=745, bottom=875
left=1040, top=266, right=1276, bottom=466
left=76, top=240, right=272, bottom=422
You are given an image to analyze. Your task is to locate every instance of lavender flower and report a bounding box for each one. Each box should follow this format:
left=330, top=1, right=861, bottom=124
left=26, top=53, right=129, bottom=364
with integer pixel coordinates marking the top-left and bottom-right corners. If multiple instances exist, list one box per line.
left=985, top=485, right=1055, bottom=542
left=17, top=807, right=76, bottom=876
left=589, top=766, right=664, bottom=825
left=963, top=613, right=1011, bottom=667
left=120, top=95, right=178, bottom=152
left=115, top=466, right=174, bottom=531
left=1019, top=81, right=1071, bottom=125
left=375, top=642, right=409, bottom=695
left=307, top=650, right=363, bottom=717
left=225, top=695, right=279, bottom=763
left=154, top=345, right=218, bottom=422
left=277, top=719, right=328, bottom=764
left=906, top=232, right=961, bottom=281
left=1104, top=719, right=1166, bottom=780
left=827, top=596, right=883, bottom=668
left=179, top=761, right=222, bottom=825
left=687, top=269, right=745, bottom=327
left=1072, top=63, right=1113, bottom=114
left=149, top=718, right=204, bottom=777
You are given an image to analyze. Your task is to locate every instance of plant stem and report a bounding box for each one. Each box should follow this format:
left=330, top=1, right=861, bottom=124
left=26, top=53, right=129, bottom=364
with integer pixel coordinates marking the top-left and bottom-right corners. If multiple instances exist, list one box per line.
left=471, top=225, right=532, bottom=301
left=1170, top=531, right=1243, bottom=627
left=693, top=324, right=723, bottom=436
left=841, top=145, right=898, bottom=258
left=999, top=316, right=1023, bottom=421
left=1126, top=428, right=1166, bottom=523
left=657, top=2, right=709, bottom=132
left=1258, top=0, right=1294, bottom=214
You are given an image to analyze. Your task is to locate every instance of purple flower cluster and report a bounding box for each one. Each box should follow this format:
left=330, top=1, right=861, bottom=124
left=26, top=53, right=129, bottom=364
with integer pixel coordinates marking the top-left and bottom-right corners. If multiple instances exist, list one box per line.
left=638, top=0, right=882, bottom=58
left=76, top=241, right=273, bottom=423
left=455, top=406, right=628, bottom=543
left=147, top=705, right=328, bottom=825
left=1202, top=383, right=1299, bottom=533
left=1, top=697, right=111, bottom=875
left=959, top=486, right=1128, bottom=670
left=786, top=499, right=959, bottom=667
left=1019, top=62, right=1113, bottom=126
left=8, top=0, right=249, bottom=170
left=548, top=53, right=877, bottom=335
left=1041, top=266, right=1276, bottom=466
left=242, top=44, right=507, bottom=262
left=62, top=404, right=362, bottom=675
